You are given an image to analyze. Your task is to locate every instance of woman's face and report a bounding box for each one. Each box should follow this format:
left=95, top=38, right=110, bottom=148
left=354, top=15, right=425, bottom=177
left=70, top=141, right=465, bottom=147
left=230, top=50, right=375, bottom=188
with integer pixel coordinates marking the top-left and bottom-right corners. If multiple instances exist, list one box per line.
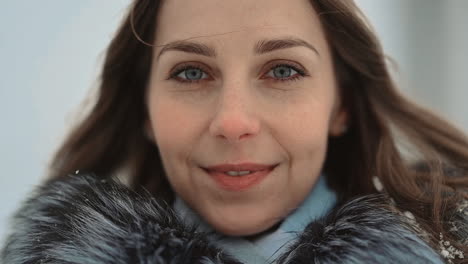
left=146, top=0, right=347, bottom=236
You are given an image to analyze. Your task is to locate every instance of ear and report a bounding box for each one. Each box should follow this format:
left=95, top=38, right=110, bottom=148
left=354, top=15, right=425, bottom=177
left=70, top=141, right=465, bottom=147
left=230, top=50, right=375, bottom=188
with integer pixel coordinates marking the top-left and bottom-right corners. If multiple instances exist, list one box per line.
left=329, top=107, right=349, bottom=137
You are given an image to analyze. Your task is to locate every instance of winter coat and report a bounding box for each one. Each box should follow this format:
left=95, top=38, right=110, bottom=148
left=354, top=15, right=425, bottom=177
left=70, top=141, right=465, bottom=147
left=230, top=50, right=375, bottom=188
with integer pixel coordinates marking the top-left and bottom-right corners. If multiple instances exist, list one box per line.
left=1, top=173, right=466, bottom=263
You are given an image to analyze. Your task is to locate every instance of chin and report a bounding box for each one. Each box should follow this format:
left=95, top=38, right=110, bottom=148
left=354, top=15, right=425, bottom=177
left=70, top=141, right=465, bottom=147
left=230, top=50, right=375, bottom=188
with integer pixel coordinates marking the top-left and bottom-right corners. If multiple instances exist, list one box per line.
left=205, top=209, right=281, bottom=237
left=213, top=221, right=277, bottom=237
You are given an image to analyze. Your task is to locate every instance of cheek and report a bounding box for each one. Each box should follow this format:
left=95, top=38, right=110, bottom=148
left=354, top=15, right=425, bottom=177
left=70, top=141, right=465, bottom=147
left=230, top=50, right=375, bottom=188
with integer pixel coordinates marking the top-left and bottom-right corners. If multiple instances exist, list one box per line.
left=147, top=96, right=204, bottom=193
left=147, top=95, right=206, bottom=186
left=279, top=100, right=333, bottom=189
left=280, top=98, right=333, bottom=150
left=149, top=97, right=200, bottom=151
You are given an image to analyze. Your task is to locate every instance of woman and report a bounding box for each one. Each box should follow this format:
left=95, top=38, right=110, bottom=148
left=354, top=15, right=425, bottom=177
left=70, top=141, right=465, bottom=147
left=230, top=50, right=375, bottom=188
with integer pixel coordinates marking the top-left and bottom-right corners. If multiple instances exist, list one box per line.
left=2, top=0, right=467, bottom=263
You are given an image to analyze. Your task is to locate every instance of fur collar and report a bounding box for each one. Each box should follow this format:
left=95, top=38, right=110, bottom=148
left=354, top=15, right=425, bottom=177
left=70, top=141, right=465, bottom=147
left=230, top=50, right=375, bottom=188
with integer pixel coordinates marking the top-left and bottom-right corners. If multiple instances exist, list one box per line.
left=0, top=173, right=451, bottom=263
left=172, top=174, right=338, bottom=263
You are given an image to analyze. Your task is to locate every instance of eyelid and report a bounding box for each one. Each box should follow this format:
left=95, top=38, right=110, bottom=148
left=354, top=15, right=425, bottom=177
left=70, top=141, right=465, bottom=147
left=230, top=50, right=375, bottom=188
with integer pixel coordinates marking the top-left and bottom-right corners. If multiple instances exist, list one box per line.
left=168, top=62, right=212, bottom=80
left=167, top=60, right=309, bottom=84
left=260, top=60, right=307, bottom=79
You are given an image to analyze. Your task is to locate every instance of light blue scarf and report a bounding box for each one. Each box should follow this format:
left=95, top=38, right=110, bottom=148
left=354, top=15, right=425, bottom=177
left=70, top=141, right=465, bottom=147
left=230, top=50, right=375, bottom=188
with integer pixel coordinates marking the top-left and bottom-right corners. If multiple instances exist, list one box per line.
left=173, top=174, right=337, bottom=263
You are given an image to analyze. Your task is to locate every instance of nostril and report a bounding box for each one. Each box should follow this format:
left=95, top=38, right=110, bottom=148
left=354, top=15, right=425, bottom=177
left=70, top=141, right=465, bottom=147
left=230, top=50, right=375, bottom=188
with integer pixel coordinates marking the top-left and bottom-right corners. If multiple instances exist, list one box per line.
left=209, top=117, right=260, bottom=143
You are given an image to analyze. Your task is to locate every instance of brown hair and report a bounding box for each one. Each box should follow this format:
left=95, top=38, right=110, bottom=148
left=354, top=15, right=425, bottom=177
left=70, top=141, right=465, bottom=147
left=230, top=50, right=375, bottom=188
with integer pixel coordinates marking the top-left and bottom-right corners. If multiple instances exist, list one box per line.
left=49, top=0, right=468, bottom=260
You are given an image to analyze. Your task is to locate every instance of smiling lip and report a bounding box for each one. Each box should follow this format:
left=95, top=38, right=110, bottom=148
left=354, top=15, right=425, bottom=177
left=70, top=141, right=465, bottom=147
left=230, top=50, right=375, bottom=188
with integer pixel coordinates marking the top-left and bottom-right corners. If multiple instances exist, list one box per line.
left=202, top=163, right=277, bottom=191
left=204, top=163, right=277, bottom=173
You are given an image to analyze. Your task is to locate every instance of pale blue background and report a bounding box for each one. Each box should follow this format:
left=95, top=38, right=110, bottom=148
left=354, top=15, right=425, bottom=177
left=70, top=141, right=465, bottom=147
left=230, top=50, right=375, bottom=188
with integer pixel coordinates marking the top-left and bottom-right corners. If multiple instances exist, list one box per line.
left=1, top=0, right=467, bottom=245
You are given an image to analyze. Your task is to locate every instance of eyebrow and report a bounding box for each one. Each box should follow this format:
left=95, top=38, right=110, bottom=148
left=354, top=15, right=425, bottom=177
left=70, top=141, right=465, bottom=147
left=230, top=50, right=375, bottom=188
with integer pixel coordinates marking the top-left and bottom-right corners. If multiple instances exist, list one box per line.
left=156, top=37, right=320, bottom=59
left=255, top=38, right=320, bottom=56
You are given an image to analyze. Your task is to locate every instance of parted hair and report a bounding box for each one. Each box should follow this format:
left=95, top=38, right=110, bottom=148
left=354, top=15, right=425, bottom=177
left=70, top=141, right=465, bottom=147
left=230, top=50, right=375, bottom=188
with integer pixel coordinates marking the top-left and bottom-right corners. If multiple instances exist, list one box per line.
left=48, top=0, right=468, bottom=261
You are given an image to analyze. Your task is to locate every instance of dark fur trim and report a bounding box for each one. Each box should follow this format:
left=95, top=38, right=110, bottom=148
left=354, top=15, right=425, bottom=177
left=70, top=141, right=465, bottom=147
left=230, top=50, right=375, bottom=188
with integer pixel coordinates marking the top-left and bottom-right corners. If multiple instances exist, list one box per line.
left=277, top=196, right=444, bottom=263
left=1, top=174, right=241, bottom=264
left=1, top=173, right=447, bottom=263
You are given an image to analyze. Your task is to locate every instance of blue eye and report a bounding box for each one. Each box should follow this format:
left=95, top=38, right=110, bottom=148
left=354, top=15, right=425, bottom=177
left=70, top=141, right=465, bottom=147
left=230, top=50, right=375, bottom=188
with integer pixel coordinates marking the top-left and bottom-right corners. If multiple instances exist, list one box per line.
left=266, top=64, right=304, bottom=81
left=171, top=65, right=209, bottom=83
left=177, top=67, right=208, bottom=81
left=169, top=63, right=306, bottom=84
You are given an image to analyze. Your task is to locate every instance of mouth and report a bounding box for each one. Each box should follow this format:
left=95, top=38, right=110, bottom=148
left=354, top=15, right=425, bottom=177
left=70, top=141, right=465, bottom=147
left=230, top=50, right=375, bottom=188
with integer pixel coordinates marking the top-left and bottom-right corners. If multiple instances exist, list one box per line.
left=201, top=163, right=278, bottom=191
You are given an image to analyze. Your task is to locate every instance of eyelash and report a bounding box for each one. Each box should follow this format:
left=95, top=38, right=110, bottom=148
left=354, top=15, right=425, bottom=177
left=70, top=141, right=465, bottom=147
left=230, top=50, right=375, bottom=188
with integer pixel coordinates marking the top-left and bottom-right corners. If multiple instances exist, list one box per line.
left=168, top=63, right=308, bottom=84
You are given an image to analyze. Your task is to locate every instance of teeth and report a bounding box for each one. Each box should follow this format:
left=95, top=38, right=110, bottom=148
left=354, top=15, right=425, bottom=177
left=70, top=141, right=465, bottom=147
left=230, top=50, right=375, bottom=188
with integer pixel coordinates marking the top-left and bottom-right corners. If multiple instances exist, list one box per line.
left=226, top=170, right=252, bottom=176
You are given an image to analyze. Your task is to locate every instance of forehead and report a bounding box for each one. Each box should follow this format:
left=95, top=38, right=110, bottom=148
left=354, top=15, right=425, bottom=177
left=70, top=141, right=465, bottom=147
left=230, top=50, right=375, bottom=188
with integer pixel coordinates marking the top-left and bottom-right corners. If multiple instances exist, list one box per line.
left=154, top=0, right=326, bottom=48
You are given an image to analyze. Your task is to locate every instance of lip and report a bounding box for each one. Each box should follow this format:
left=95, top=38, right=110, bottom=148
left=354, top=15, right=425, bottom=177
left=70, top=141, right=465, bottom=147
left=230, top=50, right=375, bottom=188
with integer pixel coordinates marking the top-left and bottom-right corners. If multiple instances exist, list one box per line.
left=204, top=163, right=277, bottom=173
left=201, top=163, right=278, bottom=191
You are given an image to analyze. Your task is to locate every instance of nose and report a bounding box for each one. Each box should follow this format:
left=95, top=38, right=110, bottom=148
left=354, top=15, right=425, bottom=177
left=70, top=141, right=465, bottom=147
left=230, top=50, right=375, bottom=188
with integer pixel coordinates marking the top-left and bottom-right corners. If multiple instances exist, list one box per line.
left=208, top=83, right=260, bottom=143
